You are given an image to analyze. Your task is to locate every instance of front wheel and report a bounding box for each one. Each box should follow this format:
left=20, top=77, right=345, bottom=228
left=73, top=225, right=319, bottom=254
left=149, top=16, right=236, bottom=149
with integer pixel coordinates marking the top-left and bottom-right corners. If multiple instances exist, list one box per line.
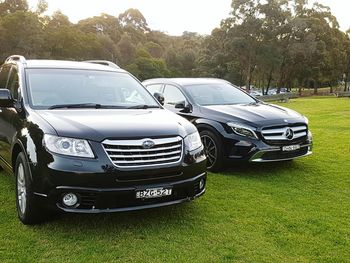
left=200, top=130, right=225, bottom=172
left=15, top=152, right=47, bottom=225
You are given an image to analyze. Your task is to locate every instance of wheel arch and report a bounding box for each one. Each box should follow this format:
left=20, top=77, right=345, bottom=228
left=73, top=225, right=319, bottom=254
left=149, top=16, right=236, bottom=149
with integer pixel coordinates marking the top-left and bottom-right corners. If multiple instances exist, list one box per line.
left=11, top=136, right=35, bottom=182
left=194, top=119, right=226, bottom=137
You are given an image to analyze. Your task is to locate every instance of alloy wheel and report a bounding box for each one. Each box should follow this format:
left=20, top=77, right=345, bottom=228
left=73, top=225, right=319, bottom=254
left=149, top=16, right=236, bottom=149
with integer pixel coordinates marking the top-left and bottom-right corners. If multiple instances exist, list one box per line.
left=201, top=135, right=217, bottom=169
left=17, top=163, right=27, bottom=215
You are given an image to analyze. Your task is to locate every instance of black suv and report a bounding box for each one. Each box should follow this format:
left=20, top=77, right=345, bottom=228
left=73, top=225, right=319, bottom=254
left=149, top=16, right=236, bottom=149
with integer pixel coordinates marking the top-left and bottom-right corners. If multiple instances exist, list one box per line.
left=0, top=56, right=206, bottom=224
left=143, top=78, right=313, bottom=171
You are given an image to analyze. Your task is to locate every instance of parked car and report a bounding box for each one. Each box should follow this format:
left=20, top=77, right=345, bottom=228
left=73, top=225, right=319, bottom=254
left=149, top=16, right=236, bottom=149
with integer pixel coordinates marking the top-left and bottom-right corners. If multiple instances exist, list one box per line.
left=249, top=90, right=263, bottom=97
left=267, top=88, right=277, bottom=95
left=143, top=78, right=313, bottom=171
left=0, top=56, right=207, bottom=224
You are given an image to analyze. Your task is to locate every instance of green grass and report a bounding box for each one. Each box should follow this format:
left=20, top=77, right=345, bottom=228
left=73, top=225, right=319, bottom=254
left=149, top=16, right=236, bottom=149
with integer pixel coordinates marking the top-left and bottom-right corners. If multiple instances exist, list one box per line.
left=1, top=97, right=350, bottom=262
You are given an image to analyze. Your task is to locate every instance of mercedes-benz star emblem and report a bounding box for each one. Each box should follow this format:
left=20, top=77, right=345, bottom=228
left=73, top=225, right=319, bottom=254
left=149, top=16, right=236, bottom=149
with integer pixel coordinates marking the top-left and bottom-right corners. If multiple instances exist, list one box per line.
left=142, top=139, right=155, bottom=149
left=285, top=128, right=294, bottom=140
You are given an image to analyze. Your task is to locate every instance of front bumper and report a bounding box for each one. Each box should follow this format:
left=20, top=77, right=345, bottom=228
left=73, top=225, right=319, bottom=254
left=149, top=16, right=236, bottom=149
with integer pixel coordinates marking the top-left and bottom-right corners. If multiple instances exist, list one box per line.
left=31, top=145, right=207, bottom=213
left=221, top=132, right=313, bottom=163
left=55, top=173, right=206, bottom=213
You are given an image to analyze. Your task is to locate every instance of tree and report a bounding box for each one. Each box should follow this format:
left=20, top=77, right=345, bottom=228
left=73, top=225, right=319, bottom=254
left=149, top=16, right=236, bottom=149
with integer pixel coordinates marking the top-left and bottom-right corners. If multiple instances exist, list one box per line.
left=0, top=0, right=28, bottom=15
left=126, top=48, right=170, bottom=80
left=116, top=33, right=136, bottom=66
left=119, top=8, right=150, bottom=33
left=77, top=14, right=122, bottom=43
left=0, top=11, right=44, bottom=60
left=35, top=0, right=47, bottom=14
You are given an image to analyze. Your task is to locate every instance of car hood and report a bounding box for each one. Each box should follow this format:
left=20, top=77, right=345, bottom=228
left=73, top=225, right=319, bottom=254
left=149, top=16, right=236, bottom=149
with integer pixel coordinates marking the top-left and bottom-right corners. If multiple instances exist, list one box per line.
left=201, top=103, right=305, bottom=127
left=36, top=109, right=196, bottom=142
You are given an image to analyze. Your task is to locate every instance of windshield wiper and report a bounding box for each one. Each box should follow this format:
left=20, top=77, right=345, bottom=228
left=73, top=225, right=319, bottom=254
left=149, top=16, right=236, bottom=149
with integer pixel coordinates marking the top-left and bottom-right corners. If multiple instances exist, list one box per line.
left=49, top=103, right=103, bottom=109
left=127, top=105, right=160, bottom=109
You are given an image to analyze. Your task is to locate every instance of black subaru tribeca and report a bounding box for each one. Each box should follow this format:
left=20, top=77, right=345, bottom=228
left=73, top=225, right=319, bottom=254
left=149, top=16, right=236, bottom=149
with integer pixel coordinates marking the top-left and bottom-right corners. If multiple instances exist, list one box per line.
left=0, top=56, right=206, bottom=224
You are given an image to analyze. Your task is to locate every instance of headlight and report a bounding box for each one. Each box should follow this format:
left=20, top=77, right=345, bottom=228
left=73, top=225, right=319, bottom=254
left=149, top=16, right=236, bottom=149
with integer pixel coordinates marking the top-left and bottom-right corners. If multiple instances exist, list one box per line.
left=184, top=132, right=202, bottom=151
left=43, top=134, right=94, bottom=158
left=227, top=122, right=258, bottom=139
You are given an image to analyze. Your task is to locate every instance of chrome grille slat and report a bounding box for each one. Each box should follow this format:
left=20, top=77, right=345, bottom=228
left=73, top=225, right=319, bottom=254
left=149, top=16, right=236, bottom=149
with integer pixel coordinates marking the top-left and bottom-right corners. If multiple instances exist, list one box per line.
left=109, top=150, right=182, bottom=159
left=102, top=136, right=183, bottom=168
left=103, top=137, right=181, bottom=146
left=262, top=125, right=307, bottom=141
left=115, top=156, right=180, bottom=164
left=263, top=133, right=306, bottom=140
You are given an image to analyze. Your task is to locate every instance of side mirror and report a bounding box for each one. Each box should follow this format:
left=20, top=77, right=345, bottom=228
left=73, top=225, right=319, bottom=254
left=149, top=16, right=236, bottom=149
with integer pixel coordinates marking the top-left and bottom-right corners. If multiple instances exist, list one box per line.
left=175, top=101, right=192, bottom=113
left=175, top=101, right=186, bottom=109
left=153, top=92, right=164, bottom=106
left=0, top=89, right=14, bottom=108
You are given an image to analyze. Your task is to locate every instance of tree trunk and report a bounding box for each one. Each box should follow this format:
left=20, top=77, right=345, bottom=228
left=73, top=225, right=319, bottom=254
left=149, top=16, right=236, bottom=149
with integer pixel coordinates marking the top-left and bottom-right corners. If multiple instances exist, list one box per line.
left=266, top=69, right=273, bottom=95
left=345, top=73, right=348, bottom=92
left=314, top=81, right=318, bottom=95
left=329, top=82, right=333, bottom=94
left=246, top=56, right=252, bottom=92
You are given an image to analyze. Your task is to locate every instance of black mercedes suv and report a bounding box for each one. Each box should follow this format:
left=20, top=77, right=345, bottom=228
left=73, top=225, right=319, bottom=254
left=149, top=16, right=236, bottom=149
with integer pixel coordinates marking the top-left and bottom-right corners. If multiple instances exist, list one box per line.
left=143, top=78, right=313, bottom=171
left=0, top=56, right=206, bottom=224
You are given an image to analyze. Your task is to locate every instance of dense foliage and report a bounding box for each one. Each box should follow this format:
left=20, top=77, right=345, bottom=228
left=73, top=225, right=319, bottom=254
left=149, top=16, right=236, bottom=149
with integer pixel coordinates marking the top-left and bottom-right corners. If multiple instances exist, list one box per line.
left=1, top=0, right=350, bottom=93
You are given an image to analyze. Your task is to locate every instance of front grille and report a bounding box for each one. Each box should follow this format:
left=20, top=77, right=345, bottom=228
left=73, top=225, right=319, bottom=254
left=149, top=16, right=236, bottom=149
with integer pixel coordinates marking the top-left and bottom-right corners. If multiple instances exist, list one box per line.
left=261, top=125, right=308, bottom=145
left=102, top=137, right=183, bottom=168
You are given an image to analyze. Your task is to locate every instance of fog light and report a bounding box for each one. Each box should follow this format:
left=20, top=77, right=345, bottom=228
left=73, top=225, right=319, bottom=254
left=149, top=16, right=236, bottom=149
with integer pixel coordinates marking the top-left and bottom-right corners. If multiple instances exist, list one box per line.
left=199, top=179, right=205, bottom=190
left=62, top=193, right=78, bottom=207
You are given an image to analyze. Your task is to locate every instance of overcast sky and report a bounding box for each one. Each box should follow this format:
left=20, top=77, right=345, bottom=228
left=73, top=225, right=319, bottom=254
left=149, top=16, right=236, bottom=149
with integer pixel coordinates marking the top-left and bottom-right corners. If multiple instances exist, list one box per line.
left=27, top=0, right=350, bottom=35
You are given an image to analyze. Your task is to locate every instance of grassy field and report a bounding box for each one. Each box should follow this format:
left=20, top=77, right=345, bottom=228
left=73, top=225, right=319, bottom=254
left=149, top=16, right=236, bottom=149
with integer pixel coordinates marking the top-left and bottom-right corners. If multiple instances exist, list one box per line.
left=0, top=97, right=349, bottom=262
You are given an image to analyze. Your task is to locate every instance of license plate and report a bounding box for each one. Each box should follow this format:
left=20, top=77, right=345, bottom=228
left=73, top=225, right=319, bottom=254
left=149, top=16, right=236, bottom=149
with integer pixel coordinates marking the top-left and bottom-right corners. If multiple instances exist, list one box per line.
left=282, top=145, right=301, bottom=151
left=136, top=188, right=172, bottom=199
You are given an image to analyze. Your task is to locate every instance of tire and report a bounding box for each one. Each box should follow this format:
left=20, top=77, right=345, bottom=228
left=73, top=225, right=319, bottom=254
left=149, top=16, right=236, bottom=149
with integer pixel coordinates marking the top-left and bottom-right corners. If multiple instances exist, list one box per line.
left=200, top=130, right=225, bottom=172
left=15, top=152, right=46, bottom=225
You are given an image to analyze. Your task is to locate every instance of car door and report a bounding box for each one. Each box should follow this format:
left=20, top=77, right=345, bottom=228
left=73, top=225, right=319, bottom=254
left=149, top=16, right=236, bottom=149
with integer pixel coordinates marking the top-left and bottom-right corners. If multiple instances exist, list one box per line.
left=0, top=65, right=20, bottom=167
left=163, top=84, right=195, bottom=121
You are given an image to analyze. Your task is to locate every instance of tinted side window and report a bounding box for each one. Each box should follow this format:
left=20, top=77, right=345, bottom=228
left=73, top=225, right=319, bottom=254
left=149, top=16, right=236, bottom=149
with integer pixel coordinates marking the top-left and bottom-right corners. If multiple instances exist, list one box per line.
left=7, top=67, right=19, bottom=100
left=163, top=85, right=186, bottom=106
left=146, top=84, right=163, bottom=94
left=0, top=66, right=11, bottom=89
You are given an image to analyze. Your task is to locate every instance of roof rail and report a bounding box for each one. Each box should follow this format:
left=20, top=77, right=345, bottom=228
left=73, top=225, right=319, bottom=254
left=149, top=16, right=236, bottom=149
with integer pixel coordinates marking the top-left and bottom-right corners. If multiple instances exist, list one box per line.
left=84, top=60, right=120, bottom=69
left=5, top=55, right=27, bottom=64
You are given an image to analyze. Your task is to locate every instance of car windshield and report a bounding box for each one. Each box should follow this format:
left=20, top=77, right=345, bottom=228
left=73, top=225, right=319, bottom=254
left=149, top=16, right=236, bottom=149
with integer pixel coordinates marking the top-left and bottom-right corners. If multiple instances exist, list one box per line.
left=185, top=83, right=256, bottom=106
left=26, top=69, right=160, bottom=109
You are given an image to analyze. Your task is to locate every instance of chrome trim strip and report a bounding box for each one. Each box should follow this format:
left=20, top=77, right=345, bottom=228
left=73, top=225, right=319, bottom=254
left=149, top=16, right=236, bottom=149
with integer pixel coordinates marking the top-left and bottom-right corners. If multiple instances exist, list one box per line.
left=250, top=151, right=312, bottom=162
left=103, top=137, right=182, bottom=146
left=115, top=156, right=180, bottom=164
left=263, top=132, right=307, bottom=140
left=249, top=144, right=312, bottom=162
left=33, top=192, right=48, bottom=197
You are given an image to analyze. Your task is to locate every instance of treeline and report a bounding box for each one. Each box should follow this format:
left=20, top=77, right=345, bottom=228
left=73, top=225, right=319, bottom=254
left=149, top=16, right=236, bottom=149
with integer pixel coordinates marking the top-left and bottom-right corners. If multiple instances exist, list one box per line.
left=1, top=0, right=350, bottom=93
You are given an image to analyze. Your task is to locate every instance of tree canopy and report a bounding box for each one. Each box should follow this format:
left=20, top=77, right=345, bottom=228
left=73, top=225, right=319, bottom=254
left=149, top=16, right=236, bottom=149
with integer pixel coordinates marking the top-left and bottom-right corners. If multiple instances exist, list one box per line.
left=0, top=0, right=349, bottom=92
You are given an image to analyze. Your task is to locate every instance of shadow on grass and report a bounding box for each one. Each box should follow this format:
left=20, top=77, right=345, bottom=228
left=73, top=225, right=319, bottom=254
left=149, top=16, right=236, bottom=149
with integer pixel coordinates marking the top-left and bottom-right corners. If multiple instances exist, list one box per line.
left=32, top=201, right=204, bottom=237
left=221, top=161, right=300, bottom=177
left=218, top=159, right=316, bottom=179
